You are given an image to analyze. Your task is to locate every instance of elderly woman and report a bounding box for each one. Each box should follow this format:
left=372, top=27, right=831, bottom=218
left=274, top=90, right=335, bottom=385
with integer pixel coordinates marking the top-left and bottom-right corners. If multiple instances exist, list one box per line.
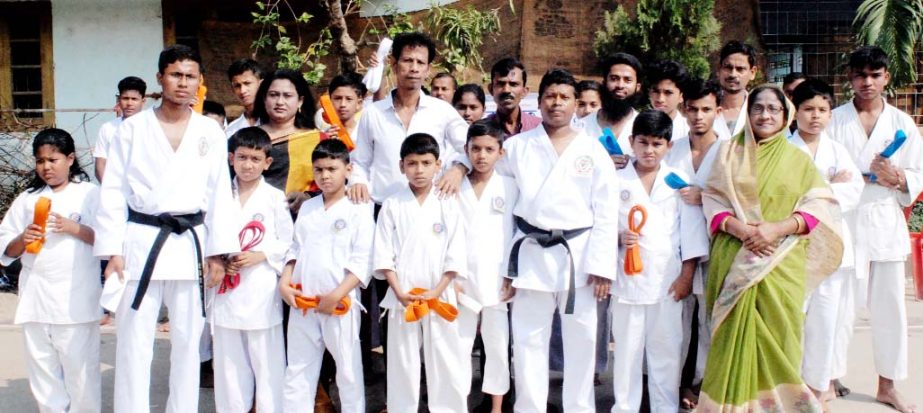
left=698, top=84, right=844, bottom=412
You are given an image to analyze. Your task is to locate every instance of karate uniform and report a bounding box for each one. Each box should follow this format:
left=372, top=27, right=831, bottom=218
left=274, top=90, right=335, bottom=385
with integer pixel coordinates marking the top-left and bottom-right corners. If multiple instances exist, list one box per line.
left=789, top=131, right=863, bottom=391
left=664, top=133, right=727, bottom=384
left=827, top=99, right=923, bottom=381
left=610, top=162, right=709, bottom=413
left=498, top=125, right=620, bottom=412
left=373, top=186, right=468, bottom=413
left=93, top=117, right=122, bottom=160
left=95, top=108, right=240, bottom=413
left=225, top=115, right=259, bottom=139
left=581, top=109, right=638, bottom=156
left=212, top=178, right=292, bottom=413
left=456, top=173, right=519, bottom=397
left=671, top=113, right=690, bottom=143
left=714, top=93, right=748, bottom=138
left=283, top=195, right=373, bottom=413
left=0, top=181, right=101, bottom=413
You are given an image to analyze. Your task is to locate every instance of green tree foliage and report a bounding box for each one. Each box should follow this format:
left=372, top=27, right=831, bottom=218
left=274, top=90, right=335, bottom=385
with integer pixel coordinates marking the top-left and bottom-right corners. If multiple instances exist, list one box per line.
left=593, top=0, right=722, bottom=79
left=854, top=0, right=923, bottom=88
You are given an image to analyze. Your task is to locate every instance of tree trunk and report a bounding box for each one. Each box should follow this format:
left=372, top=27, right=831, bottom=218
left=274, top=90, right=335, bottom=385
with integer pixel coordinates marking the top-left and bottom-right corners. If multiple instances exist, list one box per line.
left=322, top=0, right=358, bottom=73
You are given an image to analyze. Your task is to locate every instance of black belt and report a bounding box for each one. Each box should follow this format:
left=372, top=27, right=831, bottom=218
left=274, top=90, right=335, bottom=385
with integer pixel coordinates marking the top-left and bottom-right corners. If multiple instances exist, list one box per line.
left=507, top=216, right=591, bottom=314
left=127, top=209, right=206, bottom=316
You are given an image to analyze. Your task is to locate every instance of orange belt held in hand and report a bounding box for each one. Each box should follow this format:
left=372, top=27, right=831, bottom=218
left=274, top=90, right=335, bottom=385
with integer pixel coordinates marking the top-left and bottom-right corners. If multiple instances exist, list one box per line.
left=25, top=197, right=51, bottom=254
left=290, top=283, right=351, bottom=316
left=404, top=287, right=458, bottom=322
left=624, top=205, right=647, bottom=276
left=319, top=94, right=356, bottom=151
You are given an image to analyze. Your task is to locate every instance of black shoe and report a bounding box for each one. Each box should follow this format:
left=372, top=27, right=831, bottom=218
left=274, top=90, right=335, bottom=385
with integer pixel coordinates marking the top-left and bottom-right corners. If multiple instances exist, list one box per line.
left=833, top=379, right=851, bottom=397
left=0, top=275, right=13, bottom=292
left=200, top=360, right=214, bottom=388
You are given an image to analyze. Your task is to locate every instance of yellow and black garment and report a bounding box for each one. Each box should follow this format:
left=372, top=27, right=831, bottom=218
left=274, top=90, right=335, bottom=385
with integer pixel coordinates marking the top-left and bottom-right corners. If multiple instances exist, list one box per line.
left=265, top=130, right=322, bottom=195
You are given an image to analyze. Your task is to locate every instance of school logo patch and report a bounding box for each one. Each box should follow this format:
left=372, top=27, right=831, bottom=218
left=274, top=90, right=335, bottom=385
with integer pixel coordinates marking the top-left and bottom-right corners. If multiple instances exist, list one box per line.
left=620, top=190, right=631, bottom=201
left=69, top=213, right=81, bottom=223
left=333, top=218, right=347, bottom=232
left=574, top=155, right=594, bottom=176
left=198, top=136, right=209, bottom=157
left=492, top=196, right=505, bottom=213
left=252, top=213, right=264, bottom=222
left=827, top=166, right=837, bottom=180
left=433, top=222, right=445, bottom=234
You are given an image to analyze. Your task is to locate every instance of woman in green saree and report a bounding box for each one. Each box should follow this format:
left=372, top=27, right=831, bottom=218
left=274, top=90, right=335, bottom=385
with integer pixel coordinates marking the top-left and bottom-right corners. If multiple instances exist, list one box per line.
left=698, top=84, right=844, bottom=412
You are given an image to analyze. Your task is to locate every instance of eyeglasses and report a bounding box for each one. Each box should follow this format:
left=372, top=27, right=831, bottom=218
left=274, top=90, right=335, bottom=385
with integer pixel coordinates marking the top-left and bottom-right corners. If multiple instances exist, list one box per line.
left=749, top=105, right=784, bottom=115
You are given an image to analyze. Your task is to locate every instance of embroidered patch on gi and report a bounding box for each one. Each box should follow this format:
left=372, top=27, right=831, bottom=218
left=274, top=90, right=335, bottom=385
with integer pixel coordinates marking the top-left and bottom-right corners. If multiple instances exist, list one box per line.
left=334, top=218, right=347, bottom=232
left=433, top=222, right=445, bottom=234
left=492, top=196, right=505, bottom=212
left=69, top=213, right=81, bottom=223
left=252, top=213, right=264, bottom=222
left=198, top=136, right=209, bottom=157
left=827, top=166, right=837, bottom=179
left=574, top=155, right=594, bottom=176
left=620, top=190, right=631, bottom=201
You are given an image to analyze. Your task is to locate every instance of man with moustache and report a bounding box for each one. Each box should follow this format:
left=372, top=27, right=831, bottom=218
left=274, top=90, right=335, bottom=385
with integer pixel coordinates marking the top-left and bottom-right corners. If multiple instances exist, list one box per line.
left=485, top=57, right=541, bottom=140
left=714, top=41, right=758, bottom=138
left=582, top=53, right=643, bottom=169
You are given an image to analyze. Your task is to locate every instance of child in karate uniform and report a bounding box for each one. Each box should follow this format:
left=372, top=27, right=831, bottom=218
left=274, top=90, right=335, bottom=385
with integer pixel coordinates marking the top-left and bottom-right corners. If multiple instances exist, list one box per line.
left=279, top=138, right=373, bottom=413
left=0, top=129, right=101, bottom=412
left=373, top=133, right=468, bottom=413
left=212, top=127, right=293, bottom=412
left=611, top=110, right=709, bottom=413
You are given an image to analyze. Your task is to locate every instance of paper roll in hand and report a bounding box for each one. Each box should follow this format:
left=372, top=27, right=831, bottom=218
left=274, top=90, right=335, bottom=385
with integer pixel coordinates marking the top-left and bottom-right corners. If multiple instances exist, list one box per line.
left=665, top=172, right=689, bottom=189
left=870, top=129, right=907, bottom=182
left=599, top=128, right=624, bottom=156
left=25, top=197, right=51, bottom=254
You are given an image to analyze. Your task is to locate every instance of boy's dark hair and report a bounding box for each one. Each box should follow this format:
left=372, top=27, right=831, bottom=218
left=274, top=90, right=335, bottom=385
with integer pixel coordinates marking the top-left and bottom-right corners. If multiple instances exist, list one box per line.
left=719, top=41, right=757, bottom=68
left=328, top=72, right=368, bottom=97
left=632, top=109, right=674, bottom=142
left=117, top=76, right=147, bottom=96
left=782, top=72, right=807, bottom=87
left=253, top=69, right=316, bottom=129
left=599, top=53, right=643, bottom=78
left=432, top=72, right=458, bottom=88
left=400, top=133, right=440, bottom=159
left=848, top=46, right=889, bottom=72
left=227, top=58, right=264, bottom=81
left=202, top=100, right=226, bottom=118
left=791, top=78, right=834, bottom=108
left=28, top=128, right=90, bottom=192
left=466, top=119, right=503, bottom=145
left=158, top=44, right=203, bottom=74
left=576, top=79, right=602, bottom=94
left=452, top=83, right=486, bottom=107
left=228, top=126, right=272, bottom=156
left=490, top=57, right=528, bottom=85
left=647, top=60, right=689, bottom=90
left=312, top=138, right=351, bottom=163
left=538, top=68, right=578, bottom=98
left=682, top=78, right=723, bottom=103
left=391, top=32, right=437, bottom=64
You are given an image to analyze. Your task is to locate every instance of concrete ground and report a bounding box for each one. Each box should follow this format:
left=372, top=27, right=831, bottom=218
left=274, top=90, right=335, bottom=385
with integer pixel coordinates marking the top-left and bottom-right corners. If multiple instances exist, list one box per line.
left=0, top=278, right=920, bottom=412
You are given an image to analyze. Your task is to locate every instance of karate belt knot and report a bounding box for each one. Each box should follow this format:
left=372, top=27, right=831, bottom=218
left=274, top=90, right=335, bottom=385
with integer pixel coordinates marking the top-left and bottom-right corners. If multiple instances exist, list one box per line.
left=507, top=216, right=591, bottom=314
left=127, top=209, right=206, bottom=316
left=218, top=220, right=266, bottom=294
left=290, top=283, right=351, bottom=316
left=404, top=288, right=458, bottom=322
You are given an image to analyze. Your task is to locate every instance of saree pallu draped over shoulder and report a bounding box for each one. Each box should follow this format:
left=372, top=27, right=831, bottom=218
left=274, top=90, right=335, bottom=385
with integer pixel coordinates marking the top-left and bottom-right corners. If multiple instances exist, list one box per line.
left=697, top=114, right=844, bottom=413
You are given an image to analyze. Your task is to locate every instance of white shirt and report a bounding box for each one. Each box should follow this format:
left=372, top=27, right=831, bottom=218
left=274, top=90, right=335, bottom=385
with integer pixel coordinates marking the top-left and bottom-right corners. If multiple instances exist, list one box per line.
left=457, top=173, right=518, bottom=309
left=715, top=93, right=748, bottom=138
left=94, top=108, right=240, bottom=280
left=212, top=178, right=293, bottom=330
left=289, top=195, right=374, bottom=302
left=581, top=109, right=638, bottom=156
left=0, top=181, right=101, bottom=324
left=225, top=114, right=260, bottom=139
left=372, top=186, right=467, bottom=310
left=350, top=91, right=470, bottom=203
left=614, top=162, right=708, bottom=304
left=671, top=113, right=690, bottom=142
left=93, top=117, right=122, bottom=159
left=498, top=126, right=620, bottom=292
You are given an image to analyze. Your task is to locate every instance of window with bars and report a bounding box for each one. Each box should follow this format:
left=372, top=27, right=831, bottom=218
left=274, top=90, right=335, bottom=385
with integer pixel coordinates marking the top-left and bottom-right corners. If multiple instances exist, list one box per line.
left=0, top=2, right=54, bottom=127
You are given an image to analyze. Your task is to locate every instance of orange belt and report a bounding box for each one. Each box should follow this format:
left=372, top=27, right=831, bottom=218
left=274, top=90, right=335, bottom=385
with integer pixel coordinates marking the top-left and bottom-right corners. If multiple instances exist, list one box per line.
left=624, top=205, right=647, bottom=276
left=25, top=197, right=51, bottom=254
left=404, top=287, right=458, bottom=322
left=290, top=283, right=351, bottom=316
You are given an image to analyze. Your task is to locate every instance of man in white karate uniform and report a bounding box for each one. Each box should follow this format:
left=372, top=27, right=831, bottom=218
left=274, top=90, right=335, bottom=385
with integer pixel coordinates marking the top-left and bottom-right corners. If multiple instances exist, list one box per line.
left=648, top=60, right=690, bottom=142
left=95, top=45, right=239, bottom=413
left=713, top=41, right=758, bottom=139
left=828, top=46, right=923, bottom=413
left=499, top=68, right=619, bottom=413
left=582, top=53, right=642, bottom=167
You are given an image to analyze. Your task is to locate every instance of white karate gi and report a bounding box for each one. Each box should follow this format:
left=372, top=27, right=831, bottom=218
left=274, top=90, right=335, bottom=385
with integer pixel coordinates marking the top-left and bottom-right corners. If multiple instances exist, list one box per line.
left=350, top=91, right=470, bottom=203
left=95, top=108, right=240, bottom=413
left=93, top=117, right=122, bottom=160
left=581, top=109, right=638, bottom=156
left=283, top=195, right=374, bottom=413
left=671, top=113, right=690, bottom=143
left=789, top=131, right=863, bottom=392
left=714, top=93, right=748, bottom=138
left=225, top=115, right=259, bottom=139
left=498, top=125, right=620, bottom=412
left=610, top=162, right=709, bottom=413
left=828, top=100, right=923, bottom=381
left=212, top=178, right=292, bottom=413
left=456, top=173, right=518, bottom=397
left=373, top=186, right=468, bottom=413
left=0, top=181, right=101, bottom=413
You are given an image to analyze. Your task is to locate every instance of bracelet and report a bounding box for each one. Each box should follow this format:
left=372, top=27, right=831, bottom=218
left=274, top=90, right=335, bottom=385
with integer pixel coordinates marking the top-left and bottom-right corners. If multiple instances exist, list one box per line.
left=720, top=216, right=729, bottom=233
left=792, top=214, right=805, bottom=235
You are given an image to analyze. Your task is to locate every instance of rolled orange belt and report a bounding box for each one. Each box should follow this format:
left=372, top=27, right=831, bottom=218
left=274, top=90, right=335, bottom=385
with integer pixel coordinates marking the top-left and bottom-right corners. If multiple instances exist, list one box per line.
left=25, top=197, right=51, bottom=254
left=404, top=287, right=458, bottom=322
left=192, top=75, right=207, bottom=114
left=290, top=283, right=350, bottom=316
left=319, top=94, right=356, bottom=151
left=624, top=205, right=647, bottom=276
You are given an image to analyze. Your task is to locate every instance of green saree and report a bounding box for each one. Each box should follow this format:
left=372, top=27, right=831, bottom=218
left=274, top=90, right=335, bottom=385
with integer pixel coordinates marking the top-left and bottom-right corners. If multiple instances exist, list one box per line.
left=698, top=88, right=843, bottom=413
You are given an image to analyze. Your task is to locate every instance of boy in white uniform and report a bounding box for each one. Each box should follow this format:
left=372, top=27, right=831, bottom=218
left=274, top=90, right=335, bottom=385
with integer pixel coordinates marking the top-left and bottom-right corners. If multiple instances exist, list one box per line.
left=374, top=133, right=468, bottom=413
left=788, top=79, right=863, bottom=406
left=499, top=69, right=619, bottom=412
left=456, top=120, right=518, bottom=412
left=612, top=110, right=709, bottom=413
left=648, top=60, right=690, bottom=142
left=94, top=76, right=146, bottom=182
left=95, top=45, right=239, bottom=413
left=279, top=139, right=373, bottom=413
left=212, top=127, right=293, bottom=412
left=225, top=59, right=264, bottom=138
left=827, top=46, right=923, bottom=413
